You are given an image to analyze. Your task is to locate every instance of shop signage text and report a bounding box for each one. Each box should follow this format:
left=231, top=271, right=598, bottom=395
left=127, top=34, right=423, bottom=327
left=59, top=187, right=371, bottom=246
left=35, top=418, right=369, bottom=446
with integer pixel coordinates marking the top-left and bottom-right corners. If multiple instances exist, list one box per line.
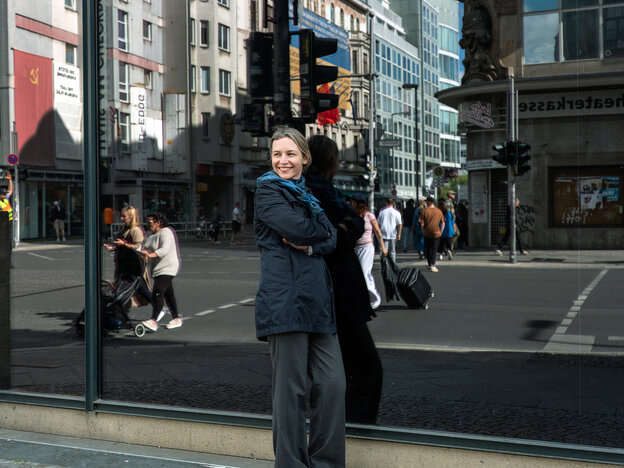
left=519, top=90, right=624, bottom=118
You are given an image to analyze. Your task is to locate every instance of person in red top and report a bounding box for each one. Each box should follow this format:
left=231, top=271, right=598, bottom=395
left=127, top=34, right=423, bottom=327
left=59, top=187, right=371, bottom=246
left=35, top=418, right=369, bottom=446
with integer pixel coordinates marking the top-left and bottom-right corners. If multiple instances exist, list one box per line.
left=419, top=196, right=445, bottom=272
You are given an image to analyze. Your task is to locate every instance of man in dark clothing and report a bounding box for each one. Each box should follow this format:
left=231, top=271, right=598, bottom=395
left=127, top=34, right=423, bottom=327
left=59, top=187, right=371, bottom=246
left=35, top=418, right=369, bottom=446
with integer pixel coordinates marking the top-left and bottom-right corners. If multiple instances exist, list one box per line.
left=402, top=199, right=415, bottom=253
left=495, top=198, right=529, bottom=255
left=50, top=201, right=66, bottom=242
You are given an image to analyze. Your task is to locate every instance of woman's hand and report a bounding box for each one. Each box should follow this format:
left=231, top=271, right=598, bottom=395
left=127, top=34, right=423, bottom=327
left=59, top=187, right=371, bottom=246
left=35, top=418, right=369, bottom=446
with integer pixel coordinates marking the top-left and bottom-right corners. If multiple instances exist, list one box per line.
left=113, top=238, right=126, bottom=247
left=282, top=238, right=309, bottom=251
left=381, top=246, right=388, bottom=257
left=104, top=243, right=115, bottom=252
left=140, top=249, right=156, bottom=259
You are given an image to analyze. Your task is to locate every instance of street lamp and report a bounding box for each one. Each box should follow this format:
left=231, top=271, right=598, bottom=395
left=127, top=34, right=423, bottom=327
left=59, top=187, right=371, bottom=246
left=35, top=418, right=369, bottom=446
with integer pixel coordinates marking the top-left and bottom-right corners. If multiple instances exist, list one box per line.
left=402, top=83, right=419, bottom=199
left=390, top=110, right=409, bottom=196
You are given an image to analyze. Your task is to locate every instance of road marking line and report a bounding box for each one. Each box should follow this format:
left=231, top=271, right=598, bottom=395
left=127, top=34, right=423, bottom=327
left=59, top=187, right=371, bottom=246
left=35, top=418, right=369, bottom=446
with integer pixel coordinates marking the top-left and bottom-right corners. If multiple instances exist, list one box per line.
left=27, top=252, right=54, bottom=261
left=196, top=309, right=216, bottom=316
left=543, top=268, right=609, bottom=353
left=239, top=297, right=255, bottom=304
left=219, top=303, right=236, bottom=309
left=608, top=336, right=624, bottom=341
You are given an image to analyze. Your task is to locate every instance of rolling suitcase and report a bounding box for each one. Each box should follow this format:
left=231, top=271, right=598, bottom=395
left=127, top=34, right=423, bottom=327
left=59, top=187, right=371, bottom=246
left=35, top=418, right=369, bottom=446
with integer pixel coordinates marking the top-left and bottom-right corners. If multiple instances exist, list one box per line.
left=397, top=267, right=434, bottom=309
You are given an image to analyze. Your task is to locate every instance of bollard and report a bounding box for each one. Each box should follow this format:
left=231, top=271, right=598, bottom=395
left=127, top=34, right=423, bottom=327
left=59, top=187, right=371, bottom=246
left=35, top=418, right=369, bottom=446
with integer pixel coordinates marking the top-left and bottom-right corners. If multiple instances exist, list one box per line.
left=0, top=212, right=11, bottom=388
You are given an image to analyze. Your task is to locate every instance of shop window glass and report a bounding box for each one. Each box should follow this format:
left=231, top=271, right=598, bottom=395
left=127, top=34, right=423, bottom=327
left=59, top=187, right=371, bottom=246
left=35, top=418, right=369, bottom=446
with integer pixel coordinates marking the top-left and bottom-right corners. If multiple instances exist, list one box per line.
left=603, top=6, right=624, bottom=59
left=523, top=13, right=559, bottom=63
left=2, top=2, right=85, bottom=397
left=551, top=167, right=624, bottom=227
left=562, top=9, right=599, bottom=60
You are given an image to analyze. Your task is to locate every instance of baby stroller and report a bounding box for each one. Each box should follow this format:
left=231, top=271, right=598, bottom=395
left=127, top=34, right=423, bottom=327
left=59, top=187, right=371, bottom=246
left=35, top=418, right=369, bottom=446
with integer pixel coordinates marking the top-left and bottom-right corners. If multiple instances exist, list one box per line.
left=74, top=251, right=153, bottom=338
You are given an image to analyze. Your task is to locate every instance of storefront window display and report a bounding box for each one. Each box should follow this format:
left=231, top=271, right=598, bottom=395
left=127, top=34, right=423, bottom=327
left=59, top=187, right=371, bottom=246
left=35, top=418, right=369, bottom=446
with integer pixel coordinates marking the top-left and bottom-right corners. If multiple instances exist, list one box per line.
left=551, top=166, right=624, bottom=227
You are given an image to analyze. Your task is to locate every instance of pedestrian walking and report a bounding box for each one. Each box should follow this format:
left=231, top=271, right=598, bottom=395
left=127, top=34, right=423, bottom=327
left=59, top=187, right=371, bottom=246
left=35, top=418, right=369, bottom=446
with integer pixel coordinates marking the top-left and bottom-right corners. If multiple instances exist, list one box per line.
left=495, top=198, right=529, bottom=256
left=307, top=135, right=383, bottom=425
left=0, top=172, right=13, bottom=265
left=104, top=206, right=145, bottom=284
left=456, top=200, right=469, bottom=249
left=377, top=198, right=402, bottom=263
left=140, top=213, right=183, bottom=331
left=402, top=199, right=415, bottom=252
left=437, top=199, right=456, bottom=261
left=254, top=126, right=345, bottom=467
left=351, top=193, right=387, bottom=310
left=230, top=201, right=243, bottom=244
left=411, top=198, right=426, bottom=259
left=50, top=201, right=66, bottom=242
left=446, top=190, right=459, bottom=251
left=209, top=202, right=221, bottom=243
left=419, top=196, right=445, bottom=272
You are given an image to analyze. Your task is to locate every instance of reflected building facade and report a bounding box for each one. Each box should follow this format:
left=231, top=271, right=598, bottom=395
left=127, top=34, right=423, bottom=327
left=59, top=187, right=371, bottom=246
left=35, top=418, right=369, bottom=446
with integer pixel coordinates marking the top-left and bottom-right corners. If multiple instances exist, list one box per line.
left=438, top=0, right=624, bottom=249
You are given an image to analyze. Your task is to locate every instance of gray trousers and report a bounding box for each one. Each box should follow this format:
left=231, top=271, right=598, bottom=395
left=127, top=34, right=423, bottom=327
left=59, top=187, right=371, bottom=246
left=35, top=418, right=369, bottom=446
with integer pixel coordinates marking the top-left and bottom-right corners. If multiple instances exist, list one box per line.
left=268, top=332, right=346, bottom=468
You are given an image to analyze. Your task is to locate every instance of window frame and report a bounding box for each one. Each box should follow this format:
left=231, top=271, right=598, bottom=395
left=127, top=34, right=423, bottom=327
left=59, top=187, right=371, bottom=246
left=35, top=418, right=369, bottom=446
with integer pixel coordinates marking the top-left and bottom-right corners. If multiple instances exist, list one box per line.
left=201, top=112, right=212, bottom=140
left=119, top=111, right=130, bottom=153
left=65, top=43, right=76, bottom=65
left=200, top=20, right=209, bottom=47
left=191, top=65, right=196, bottom=93
left=523, top=0, right=624, bottom=63
left=200, top=66, right=210, bottom=94
left=218, top=23, right=230, bottom=52
left=217, top=0, right=230, bottom=7
left=143, top=20, right=153, bottom=42
left=118, top=9, right=129, bottom=52
left=219, top=69, right=231, bottom=96
left=119, top=62, right=129, bottom=102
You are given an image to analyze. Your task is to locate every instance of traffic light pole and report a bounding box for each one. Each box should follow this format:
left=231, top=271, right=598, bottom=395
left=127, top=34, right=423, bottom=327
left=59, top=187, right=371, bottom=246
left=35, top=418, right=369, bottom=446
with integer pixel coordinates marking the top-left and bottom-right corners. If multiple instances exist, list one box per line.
left=508, top=72, right=516, bottom=264
left=273, top=0, right=292, bottom=126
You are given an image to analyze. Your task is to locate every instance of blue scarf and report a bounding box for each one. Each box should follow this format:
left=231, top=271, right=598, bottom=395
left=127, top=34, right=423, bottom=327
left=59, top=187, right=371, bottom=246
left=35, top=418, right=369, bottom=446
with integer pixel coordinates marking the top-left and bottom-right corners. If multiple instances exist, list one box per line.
left=256, top=170, right=324, bottom=218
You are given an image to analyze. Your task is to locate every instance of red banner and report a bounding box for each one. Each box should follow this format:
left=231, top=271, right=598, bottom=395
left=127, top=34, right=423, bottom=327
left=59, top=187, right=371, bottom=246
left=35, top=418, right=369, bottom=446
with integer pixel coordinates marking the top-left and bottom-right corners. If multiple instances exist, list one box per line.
left=316, top=83, right=340, bottom=126
left=14, top=50, right=55, bottom=166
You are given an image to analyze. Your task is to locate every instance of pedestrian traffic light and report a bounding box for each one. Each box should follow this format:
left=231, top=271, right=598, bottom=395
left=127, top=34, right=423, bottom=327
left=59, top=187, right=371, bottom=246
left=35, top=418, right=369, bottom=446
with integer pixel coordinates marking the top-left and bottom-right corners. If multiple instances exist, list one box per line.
left=492, top=141, right=509, bottom=166
left=299, top=29, right=339, bottom=123
left=358, top=153, right=371, bottom=171
left=514, top=141, right=531, bottom=176
left=247, top=32, right=273, bottom=99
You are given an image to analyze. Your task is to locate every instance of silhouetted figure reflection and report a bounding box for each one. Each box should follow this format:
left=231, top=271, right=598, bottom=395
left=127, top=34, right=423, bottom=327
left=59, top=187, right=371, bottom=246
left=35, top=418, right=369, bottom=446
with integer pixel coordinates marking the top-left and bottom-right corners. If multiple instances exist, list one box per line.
left=306, top=134, right=383, bottom=425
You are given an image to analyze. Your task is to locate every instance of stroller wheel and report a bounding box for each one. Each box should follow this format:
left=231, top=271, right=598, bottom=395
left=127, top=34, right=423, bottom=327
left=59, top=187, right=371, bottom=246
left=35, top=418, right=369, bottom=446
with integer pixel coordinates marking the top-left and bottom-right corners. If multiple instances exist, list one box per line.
left=134, top=323, right=146, bottom=338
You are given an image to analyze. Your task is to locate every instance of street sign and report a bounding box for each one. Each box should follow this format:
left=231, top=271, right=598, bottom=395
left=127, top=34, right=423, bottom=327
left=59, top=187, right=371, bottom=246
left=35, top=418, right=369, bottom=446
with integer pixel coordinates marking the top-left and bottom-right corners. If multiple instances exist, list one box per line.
left=378, top=139, right=401, bottom=148
left=7, top=154, right=18, bottom=165
left=433, top=166, right=444, bottom=177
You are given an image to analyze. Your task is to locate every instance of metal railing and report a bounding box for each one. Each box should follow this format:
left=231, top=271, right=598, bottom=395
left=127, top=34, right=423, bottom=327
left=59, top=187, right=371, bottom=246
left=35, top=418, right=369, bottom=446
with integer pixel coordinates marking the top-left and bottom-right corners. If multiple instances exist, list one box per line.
left=106, top=221, right=238, bottom=240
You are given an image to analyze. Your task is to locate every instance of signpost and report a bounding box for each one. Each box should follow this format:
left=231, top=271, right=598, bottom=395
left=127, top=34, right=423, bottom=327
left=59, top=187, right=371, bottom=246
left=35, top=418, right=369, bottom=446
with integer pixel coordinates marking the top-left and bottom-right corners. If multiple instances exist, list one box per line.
left=378, top=138, right=401, bottom=148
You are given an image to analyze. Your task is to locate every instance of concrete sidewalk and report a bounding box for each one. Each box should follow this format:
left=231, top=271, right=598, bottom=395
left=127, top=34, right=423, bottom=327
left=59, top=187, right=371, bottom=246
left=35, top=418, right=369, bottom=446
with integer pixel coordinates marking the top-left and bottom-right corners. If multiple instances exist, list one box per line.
left=0, top=428, right=273, bottom=468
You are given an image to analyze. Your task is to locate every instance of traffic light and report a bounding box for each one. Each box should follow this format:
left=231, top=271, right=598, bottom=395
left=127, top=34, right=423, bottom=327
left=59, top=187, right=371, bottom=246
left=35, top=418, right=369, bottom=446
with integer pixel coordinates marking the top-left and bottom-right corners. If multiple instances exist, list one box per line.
left=358, top=153, right=371, bottom=171
left=299, top=29, right=339, bottom=122
left=514, top=141, right=531, bottom=176
left=492, top=141, right=509, bottom=166
left=247, top=32, right=273, bottom=99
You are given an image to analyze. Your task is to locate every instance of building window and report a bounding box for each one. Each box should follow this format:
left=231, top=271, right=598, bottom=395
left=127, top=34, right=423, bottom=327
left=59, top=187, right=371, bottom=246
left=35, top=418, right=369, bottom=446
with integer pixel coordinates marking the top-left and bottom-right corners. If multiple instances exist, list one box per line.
left=364, top=93, right=369, bottom=116
left=219, top=69, right=231, bottom=96
left=144, top=69, right=153, bottom=89
left=65, top=43, right=76, bottom=65
left=119, top=112, right=130, bottom=152
left=340, top=9, right=344, bottom=28
left=356, top=18, right=360, bottom=31
left=119, top=62, right=129, bottom=102
left=523, top=1, right=622, bottom=63
left=118, top=10, right=128, bottom=51
left=200, top=20, right=209, bottom=47
left=217, top=0, right=229, bottom=7
left=201, top=112, right=211, bottom=139
left=350, top=15, right=354, bottom=31
left=65, top=0, right=76, bottom=10
left=190, top=18, right=196, bottom=45
left=200, top=67, right=210, bottom=93
left=143, top=21, right=152, bottom=42
left=363, top=52, right=369, bottom=74
left=352, top=51, right=359, bottom=74
left=352, top=91, right=359, bottom=118
left=330, top=4, right=335, bottom=23
left=191, top=65, right=196, bottom=92
left=551, top=166, right=624, bottom=227
left=218, top=24, right=230, bottom=52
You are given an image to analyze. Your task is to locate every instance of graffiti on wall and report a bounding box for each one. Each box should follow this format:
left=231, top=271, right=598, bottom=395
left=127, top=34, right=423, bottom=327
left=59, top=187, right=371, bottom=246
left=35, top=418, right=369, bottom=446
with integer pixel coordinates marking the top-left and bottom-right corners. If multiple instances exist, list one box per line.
left=517, top=204, right=536, bottom=232
left=560, top=207, right=591, bottom=225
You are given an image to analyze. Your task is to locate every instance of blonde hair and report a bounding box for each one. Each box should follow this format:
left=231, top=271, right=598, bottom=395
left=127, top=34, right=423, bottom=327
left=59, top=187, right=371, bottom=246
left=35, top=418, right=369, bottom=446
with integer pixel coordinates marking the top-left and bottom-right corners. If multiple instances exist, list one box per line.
left=268, top=125, right=312, bottom=170
left=120, top=206, right=140, bottom=237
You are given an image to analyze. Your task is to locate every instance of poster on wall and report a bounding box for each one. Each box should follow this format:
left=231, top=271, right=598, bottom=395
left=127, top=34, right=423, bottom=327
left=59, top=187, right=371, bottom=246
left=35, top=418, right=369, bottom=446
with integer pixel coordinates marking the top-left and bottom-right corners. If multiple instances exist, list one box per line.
left=54, top=62, right=82, bottom=160
left=579, top=177, right=603, bottom=210
left=470, top=172, right=488, bottom=223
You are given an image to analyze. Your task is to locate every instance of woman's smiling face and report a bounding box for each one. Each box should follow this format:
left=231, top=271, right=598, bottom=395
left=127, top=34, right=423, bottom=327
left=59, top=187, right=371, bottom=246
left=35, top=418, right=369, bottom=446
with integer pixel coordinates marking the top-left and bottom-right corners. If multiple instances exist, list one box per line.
left=271, top=137, right=309, bottom=180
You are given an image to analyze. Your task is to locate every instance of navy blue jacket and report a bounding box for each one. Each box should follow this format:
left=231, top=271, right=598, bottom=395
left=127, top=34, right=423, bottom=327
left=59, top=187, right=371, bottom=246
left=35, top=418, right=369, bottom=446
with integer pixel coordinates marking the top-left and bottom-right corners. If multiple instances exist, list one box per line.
left=254, top=179, right=337, bottom=340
